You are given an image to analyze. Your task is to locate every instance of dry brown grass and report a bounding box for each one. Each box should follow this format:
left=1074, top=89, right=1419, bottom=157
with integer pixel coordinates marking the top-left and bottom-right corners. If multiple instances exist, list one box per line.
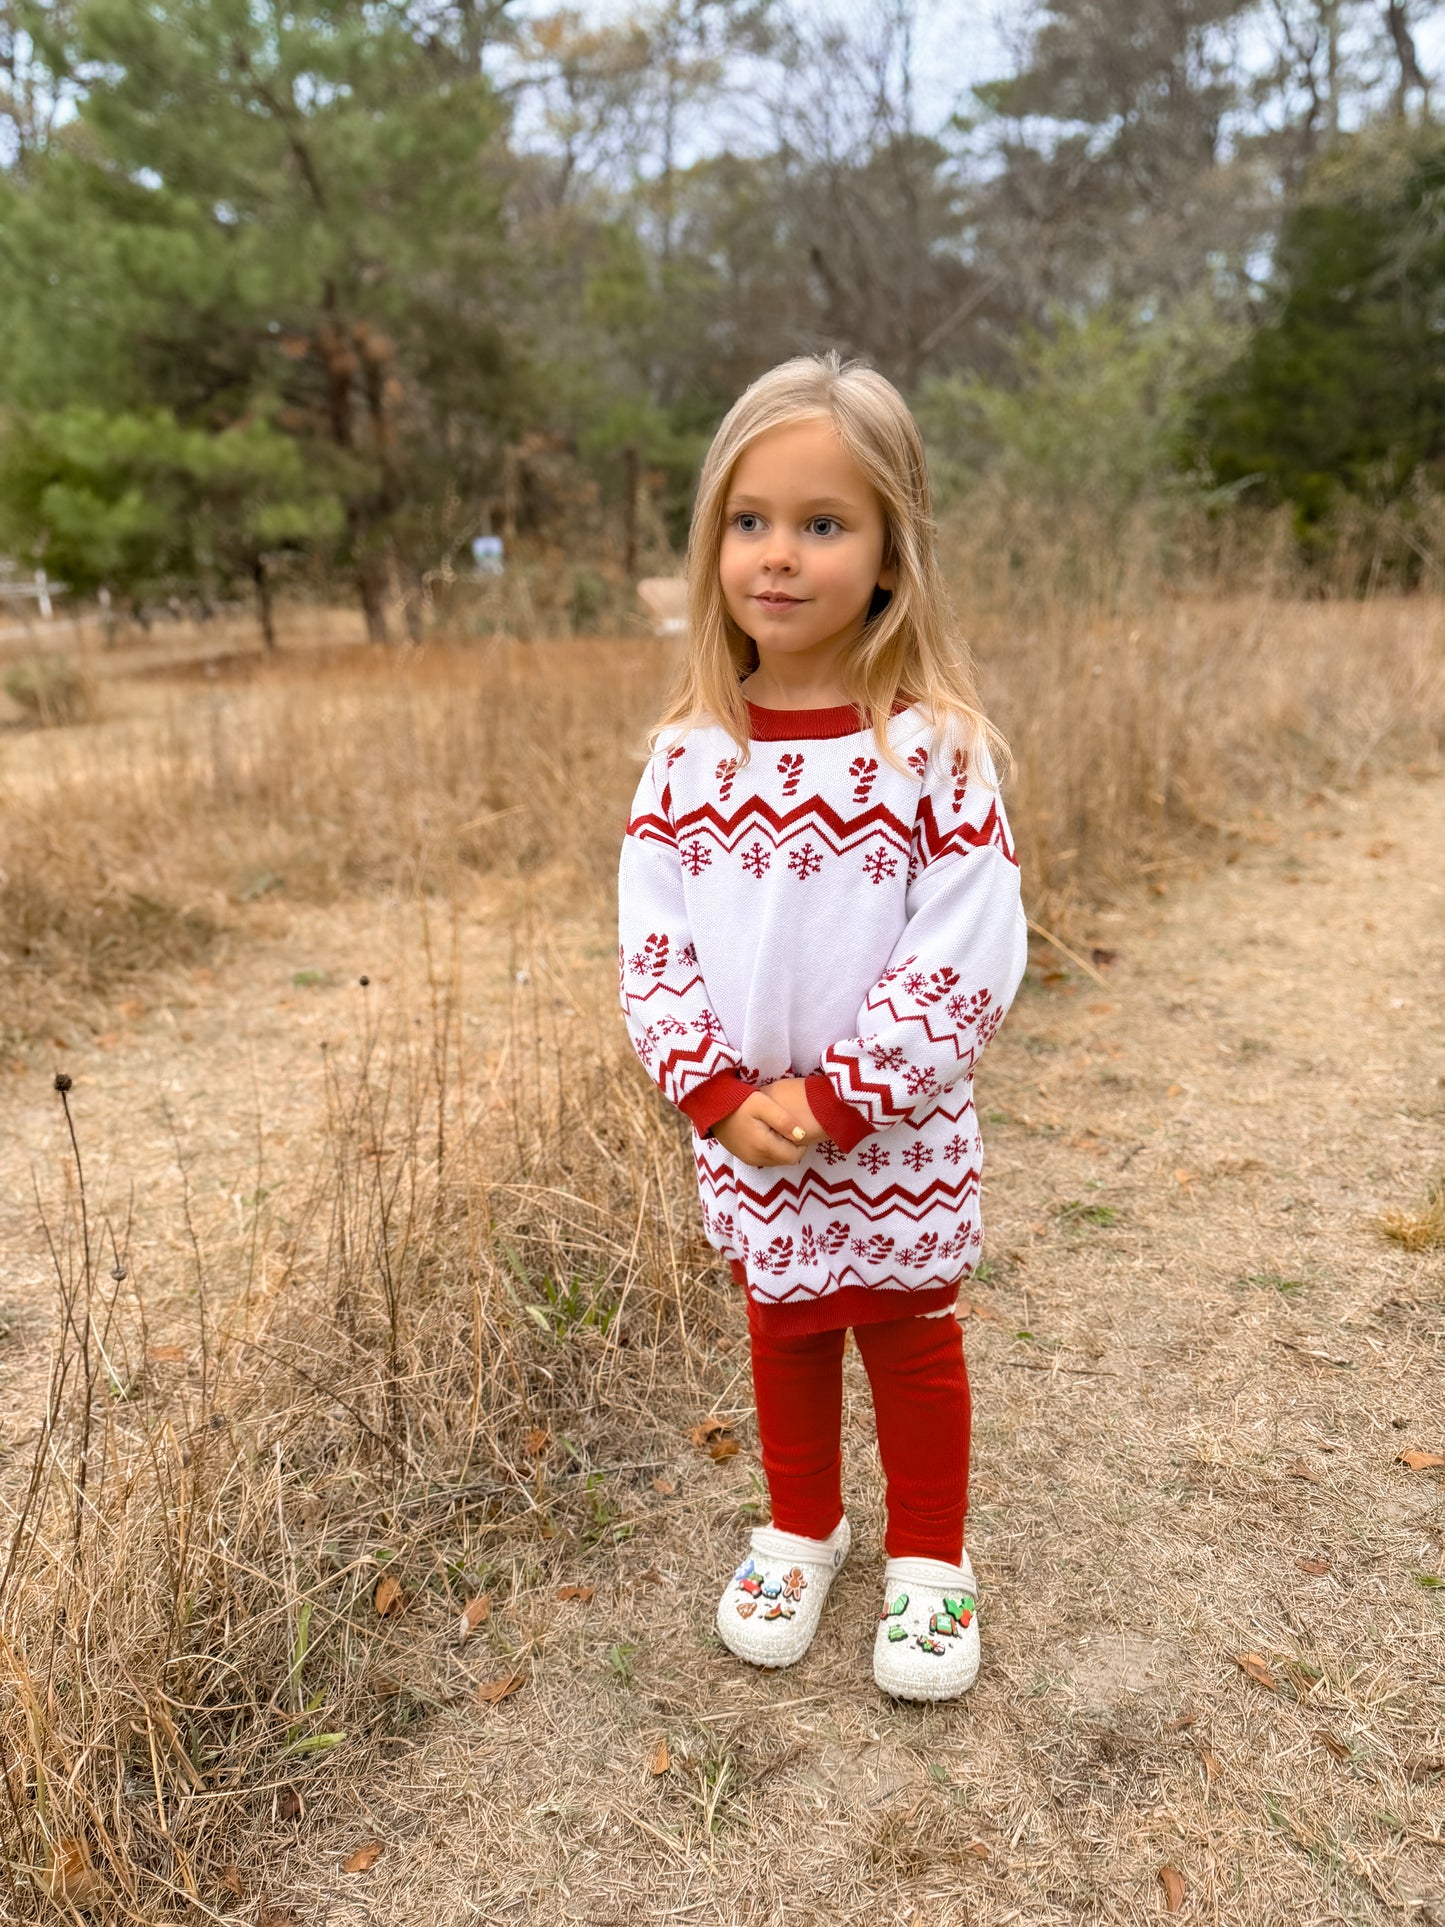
left=1, top=583, right=1443, bottom=1922
left=2, top=963, right=710, bottom=1919
left=2, top=591, right=1442, bottom=1053
left=1379, top=1178, right=1445, bottom=1253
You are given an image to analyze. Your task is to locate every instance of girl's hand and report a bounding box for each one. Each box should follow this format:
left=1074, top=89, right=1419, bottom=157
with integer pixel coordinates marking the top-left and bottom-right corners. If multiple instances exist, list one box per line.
left=712, top=1091, right=808, bottom=1167
left=759, top=1077, right=829, bottom=1148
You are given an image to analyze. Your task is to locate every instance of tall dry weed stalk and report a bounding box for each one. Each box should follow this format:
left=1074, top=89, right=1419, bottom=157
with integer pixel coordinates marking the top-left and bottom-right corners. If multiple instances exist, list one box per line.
left=0, top=960, right=706, bottom=1918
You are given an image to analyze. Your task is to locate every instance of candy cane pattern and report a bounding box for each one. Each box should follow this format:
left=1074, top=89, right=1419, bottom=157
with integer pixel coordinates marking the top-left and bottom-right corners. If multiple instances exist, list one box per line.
left=777, top=751, right=805, bottom=797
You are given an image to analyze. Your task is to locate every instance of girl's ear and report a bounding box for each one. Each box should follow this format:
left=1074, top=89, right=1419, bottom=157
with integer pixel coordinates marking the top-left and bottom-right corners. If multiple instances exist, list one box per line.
left=877, top=560, right=897, bottom=590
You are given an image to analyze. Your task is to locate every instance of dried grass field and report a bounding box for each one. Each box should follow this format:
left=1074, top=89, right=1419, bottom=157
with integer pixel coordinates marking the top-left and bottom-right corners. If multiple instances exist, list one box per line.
left=0, top=591, right=1443, bottom=1925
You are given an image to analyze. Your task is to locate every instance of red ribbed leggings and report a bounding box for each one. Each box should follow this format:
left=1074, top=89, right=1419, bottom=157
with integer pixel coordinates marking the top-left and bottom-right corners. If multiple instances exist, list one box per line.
left=748, top=1310, right=970, bottom=1562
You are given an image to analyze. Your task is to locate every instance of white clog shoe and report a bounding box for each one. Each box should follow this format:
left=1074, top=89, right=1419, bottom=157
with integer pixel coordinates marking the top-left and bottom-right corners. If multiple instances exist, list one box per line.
left=715, top=1517, right=851, bottom=1668
left=872, top=1552, right=980, bottom=1701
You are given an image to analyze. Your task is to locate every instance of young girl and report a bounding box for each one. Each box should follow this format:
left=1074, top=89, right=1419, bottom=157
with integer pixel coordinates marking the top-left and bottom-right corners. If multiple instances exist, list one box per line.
left=618, top=353, right=1027, bottom=1701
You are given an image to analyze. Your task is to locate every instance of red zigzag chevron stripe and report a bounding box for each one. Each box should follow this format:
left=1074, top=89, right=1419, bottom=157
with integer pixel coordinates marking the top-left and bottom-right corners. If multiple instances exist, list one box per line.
left=671, top=793, right=912, bottom=854
left=695, top=1165, right=983, bottom=1222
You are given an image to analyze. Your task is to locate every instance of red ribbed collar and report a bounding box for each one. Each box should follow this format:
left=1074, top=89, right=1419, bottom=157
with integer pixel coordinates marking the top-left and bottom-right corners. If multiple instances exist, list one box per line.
left=744, top=700, right=871, bottom=741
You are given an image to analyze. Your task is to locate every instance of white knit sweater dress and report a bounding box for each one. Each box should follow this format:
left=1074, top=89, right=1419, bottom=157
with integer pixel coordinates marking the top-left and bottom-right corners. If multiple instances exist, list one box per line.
left=618, top=699, right=1028, bottom=1337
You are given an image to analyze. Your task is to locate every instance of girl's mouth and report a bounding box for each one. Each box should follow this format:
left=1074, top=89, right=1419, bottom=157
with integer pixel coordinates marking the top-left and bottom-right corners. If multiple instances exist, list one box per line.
left=755, top=593, right=803, bottom=609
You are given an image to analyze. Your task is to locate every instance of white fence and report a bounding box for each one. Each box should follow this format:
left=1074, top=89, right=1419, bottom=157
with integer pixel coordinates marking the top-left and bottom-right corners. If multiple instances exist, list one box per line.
left=0, top=567, right=66, bottom=621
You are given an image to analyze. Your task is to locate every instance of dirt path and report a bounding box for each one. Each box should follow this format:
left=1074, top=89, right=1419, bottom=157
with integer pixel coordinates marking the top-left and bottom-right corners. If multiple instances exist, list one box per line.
left=2, top=768, right=1443, bottom=1924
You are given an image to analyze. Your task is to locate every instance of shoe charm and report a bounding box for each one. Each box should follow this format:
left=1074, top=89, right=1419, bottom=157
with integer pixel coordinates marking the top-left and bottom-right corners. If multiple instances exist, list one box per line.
left=878, top=1591, right=909, bottom=1622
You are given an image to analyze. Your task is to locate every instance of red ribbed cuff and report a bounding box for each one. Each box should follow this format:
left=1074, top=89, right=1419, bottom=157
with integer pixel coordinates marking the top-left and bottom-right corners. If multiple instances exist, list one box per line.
left=804, top=1073, right=874, bottom=1151
left=678, top=1069, right=754, bottom=1136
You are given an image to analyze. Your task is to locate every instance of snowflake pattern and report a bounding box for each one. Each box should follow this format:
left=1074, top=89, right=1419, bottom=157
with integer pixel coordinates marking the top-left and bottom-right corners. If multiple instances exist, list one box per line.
left=947, top=987, right=992, bottom=1027
left=754, top=1235, right=794, bottom=1275
left=695, top=1010, right=724, bottom=1038
left=866, top=1042, right=905, bottom=1071
left=817, top=1140, right=847, bottom=1166
left=680, top=839, right=713, bottom=877
left=740, top=842, right=771, bottom=878
left=677, top=941, right=697, bottom=968
left=903, top=972, right=927, bottom=998
left=862, top=848, right=898, bottom=887
left=787, top=842, right=823, bottom=881
left=904, top=1065, right=940, bottom=1097
left=943, top=1134, right=970, bottom=1165
left=857, top=1143, right=890, bottom=1175
left=901, top=1143, right=934, bottom=1173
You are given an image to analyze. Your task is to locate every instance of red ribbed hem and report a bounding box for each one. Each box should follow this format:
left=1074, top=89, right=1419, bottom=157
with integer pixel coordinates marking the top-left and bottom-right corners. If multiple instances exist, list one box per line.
left=678, top=1069, right=754, bottom=1135
left=804, top=1073, right=874, bottom=1151
left=728, top=1264, right=959, bottom=1336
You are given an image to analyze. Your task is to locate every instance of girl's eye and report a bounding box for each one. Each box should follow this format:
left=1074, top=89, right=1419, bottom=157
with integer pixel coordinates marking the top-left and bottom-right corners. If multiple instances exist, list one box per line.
left=732, top=512, right=763, bottom=534
left=809, top=517, right=841, bottom=537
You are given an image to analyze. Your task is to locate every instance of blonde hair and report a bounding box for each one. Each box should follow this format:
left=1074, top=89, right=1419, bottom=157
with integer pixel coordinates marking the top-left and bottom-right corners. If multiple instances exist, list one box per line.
left=654, top=351, right=1009, bottom=776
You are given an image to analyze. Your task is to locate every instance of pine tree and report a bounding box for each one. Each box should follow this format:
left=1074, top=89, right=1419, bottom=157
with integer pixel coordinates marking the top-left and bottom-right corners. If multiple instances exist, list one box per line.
left=1198, top=127, right=1445, bottom=538
left=0, top=0, right=519, bottom=637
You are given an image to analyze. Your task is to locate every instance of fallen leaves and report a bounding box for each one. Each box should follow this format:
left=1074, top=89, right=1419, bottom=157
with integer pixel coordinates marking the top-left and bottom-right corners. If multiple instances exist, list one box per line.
left=1192, top=1738, right=1223, bottom=1790
left=651, top=1477, right=676, bottom=1496
left=342, top=1842, right=384, bottom=1874
left=257, top=1901, right=298, bottom=1927
left=1397, top=1449, right=1445, bottom=1471
left=1296, top=1556, right=1332, bottom=1576
left=525, top=1426, right=550, bottom=1456
left=278, top=1786, right=304, bottom=1822
left=1315, top=1729, right=1351, bottom=1763
left=957, top=1299, right=1001, bottom=1321
left=1158, top=1864, right=1186, bottom=1912
left=1284, top=1459, right=1321, bottom=1484
left=46, top=1838, right=103, bottom=1907
left=688, top=1416, right=739, bottom=1458
left=476, top=1672, right=526, bottom=1704
left=557, top=1584, right=597, bottom=1603
left=145, top=1343, right=186, bottom=1363
left=457, top=1594, right=491, bottom=1640
left=373, top=1573, right=408, bottom=1617
left=1234, top=1652, right=1277, bottom=1693
left=649, top=1737, right=670, bottom=1776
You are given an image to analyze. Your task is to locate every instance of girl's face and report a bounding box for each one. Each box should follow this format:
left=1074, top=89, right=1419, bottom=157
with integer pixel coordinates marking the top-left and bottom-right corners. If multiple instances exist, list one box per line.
left=719, top=416, right=895, bottom=677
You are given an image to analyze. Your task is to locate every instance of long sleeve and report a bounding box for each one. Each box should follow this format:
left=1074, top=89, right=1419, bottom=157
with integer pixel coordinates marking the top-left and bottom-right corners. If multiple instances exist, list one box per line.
left=804, top=733, right=1028, bottom=1150
left=618, top=749, right=755, bottom=1135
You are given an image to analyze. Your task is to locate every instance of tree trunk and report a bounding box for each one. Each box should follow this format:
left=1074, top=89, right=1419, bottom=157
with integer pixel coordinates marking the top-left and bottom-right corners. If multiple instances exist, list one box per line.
left=252, top=553, right=276, bottom=652
left=623, top=442, right=639, bottom=582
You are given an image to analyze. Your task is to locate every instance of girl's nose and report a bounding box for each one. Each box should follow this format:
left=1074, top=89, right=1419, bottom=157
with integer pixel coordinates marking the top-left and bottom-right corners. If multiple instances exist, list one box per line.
left=761, top=535, right=799, bottom=574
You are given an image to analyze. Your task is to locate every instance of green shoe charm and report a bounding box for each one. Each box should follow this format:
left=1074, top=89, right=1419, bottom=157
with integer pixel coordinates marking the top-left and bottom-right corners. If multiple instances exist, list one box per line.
left=878, top=1591, right=909, bottom=1622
